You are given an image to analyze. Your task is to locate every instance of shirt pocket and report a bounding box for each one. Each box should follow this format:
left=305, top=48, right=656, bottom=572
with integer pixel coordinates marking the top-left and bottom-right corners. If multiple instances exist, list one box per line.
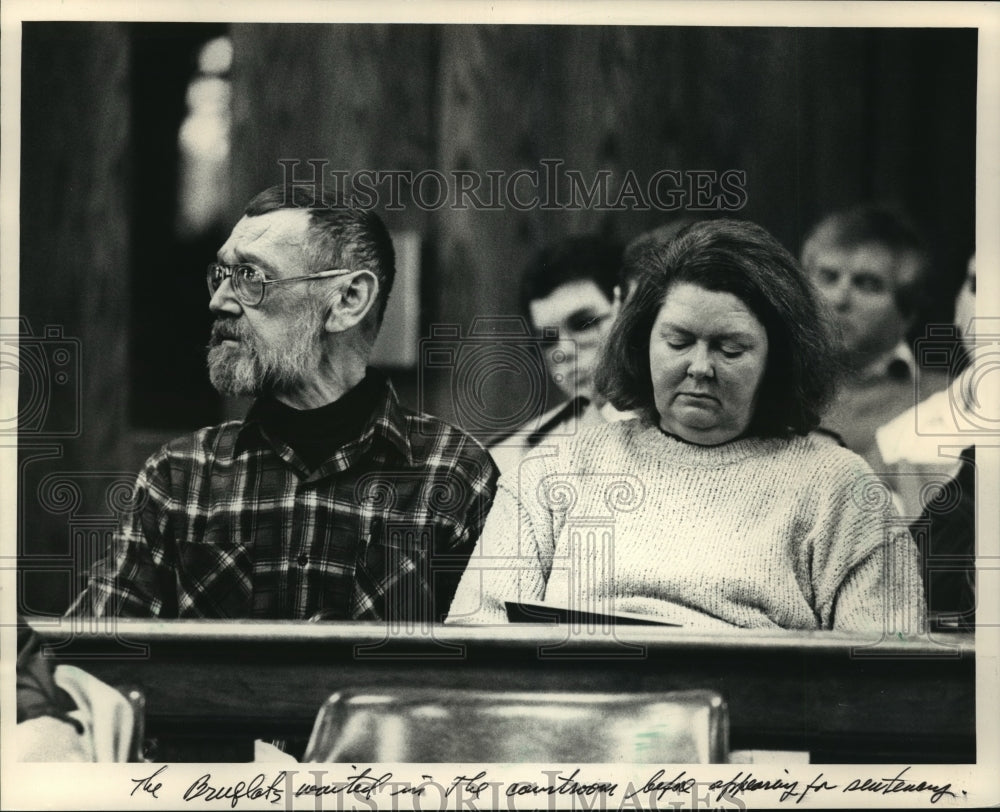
left=352, top=518, right=435, bottom=621
left=173, top=538, right=253, bottom=618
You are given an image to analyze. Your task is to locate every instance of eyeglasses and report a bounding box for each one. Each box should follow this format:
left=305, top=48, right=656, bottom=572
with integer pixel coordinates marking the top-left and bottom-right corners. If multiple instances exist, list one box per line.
left=538, top=312, right=612, bottom=348
left=206, top=263, right=359, bottom=307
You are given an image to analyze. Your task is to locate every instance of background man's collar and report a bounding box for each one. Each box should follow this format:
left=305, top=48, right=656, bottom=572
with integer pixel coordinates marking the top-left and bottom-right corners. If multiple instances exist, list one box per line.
left=857, top=341, right=915, bottom=381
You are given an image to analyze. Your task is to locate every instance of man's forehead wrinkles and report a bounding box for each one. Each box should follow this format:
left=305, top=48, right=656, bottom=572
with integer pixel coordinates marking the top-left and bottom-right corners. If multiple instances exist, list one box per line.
left=218, top=219, right=267, bottom=255
left=249, top=221, right=305, bottom=248
left=245, top=219, right=275, bottom=241
left=239, top=219, right=289, bottom=247
left=237, top=210, right=309, bottom=241
left=220, top=214, right=310, bottom=270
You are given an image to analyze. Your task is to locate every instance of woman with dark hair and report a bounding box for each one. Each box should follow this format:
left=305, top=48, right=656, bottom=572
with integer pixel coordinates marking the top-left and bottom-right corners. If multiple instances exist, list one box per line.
left=448, top=220, right=925, bottom=632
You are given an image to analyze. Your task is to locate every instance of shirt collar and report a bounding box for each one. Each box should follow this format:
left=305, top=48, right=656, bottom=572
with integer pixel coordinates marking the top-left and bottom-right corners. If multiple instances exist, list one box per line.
left=364, top=376, right=416, bottom=465
left=857, top=340, right=915, bottom=382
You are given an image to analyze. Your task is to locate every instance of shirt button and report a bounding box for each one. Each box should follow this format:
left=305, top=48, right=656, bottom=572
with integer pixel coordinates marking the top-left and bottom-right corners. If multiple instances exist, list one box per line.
left=297, top=554, right=309, bottom=567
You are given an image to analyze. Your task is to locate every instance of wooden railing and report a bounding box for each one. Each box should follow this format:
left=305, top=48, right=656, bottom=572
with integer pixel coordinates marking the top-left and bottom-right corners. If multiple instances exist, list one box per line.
left=28, top=619, right=975, bottom=763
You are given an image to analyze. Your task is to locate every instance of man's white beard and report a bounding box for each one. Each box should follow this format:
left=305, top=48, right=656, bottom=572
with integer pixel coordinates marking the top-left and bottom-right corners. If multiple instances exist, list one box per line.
left=207, top=310, right=321, bottom=398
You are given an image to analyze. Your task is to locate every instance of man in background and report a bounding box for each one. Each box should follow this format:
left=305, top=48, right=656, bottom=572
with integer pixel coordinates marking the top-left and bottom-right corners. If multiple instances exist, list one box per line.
left=800, top=204, right=948, bottom=469
left=489, top=235, right=622, bottom=473
left=68, top=185, right=497, bottom=622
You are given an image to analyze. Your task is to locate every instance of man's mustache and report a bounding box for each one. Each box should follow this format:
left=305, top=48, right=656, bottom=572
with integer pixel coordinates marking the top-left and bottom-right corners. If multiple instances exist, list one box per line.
left=209, top=318, right=248, bottom=346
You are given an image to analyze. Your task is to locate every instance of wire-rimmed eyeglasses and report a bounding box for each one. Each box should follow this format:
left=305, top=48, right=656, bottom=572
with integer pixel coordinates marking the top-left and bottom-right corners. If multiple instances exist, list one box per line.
left=206, top=263, right=360, bottom=307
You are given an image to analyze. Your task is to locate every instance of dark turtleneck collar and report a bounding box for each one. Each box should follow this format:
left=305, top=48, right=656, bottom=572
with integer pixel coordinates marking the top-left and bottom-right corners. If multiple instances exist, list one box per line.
left=247, top=371, right=384, bottom=471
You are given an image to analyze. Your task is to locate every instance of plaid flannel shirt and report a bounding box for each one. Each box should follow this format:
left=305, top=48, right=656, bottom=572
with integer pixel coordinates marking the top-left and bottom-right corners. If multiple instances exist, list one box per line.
left=66, top=380, right=498, bottom=621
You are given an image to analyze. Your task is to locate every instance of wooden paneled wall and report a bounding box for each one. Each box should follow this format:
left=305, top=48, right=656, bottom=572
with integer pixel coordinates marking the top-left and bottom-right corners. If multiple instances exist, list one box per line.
left=17, top=23, right=132, bottom=615
left=227, top=24, right=435, bottom=233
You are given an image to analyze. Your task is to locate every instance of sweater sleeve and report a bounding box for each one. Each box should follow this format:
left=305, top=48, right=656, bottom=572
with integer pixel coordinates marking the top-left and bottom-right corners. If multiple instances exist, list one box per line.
left=445, top=473, right=552, bottom=624
left=830, top=526, right=926, bottom=633
left=810, top=454, right=927, bottom=633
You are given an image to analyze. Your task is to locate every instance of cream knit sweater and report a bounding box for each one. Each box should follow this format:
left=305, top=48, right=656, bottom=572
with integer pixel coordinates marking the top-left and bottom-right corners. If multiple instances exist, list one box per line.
left=448, top=420, right=926, bottom=633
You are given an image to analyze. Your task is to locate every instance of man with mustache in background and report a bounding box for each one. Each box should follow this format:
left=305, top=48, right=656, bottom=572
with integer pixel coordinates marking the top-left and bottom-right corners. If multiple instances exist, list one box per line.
left=68, top=186, right=498, bottom=622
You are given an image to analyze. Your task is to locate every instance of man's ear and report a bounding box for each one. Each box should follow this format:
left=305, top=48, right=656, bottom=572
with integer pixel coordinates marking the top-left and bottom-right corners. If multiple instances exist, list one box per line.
left=324, top=270, right=380, bottom=334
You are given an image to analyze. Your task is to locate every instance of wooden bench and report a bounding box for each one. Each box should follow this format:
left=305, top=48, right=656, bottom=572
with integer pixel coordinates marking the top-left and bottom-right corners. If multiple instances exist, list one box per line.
left=28, top=619, right=975, bottom=763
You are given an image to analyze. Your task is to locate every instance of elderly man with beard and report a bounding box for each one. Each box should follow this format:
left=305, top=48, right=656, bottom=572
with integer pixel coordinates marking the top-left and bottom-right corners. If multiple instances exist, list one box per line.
left=67, top=186, right=498, bottom=622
